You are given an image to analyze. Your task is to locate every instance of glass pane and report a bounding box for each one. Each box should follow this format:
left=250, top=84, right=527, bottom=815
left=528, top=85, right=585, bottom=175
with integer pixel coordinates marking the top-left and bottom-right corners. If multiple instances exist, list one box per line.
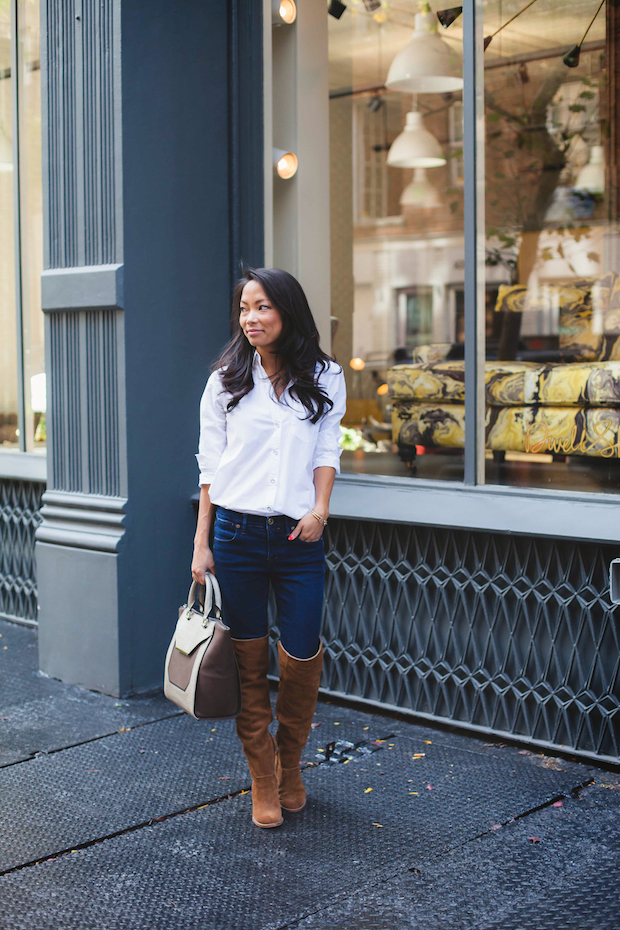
left=329, top=4, right=466, bottom=481
left=0, top=5, right=18, bottom=449
left=483, top=0, right=620, bottom=493
left=19, top=0, right=43, bottom=450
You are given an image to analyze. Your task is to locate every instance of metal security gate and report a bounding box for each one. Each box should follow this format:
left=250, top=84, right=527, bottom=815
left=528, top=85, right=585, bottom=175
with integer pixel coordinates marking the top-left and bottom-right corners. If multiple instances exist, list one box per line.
left=0, top=479, right=44, bottom=626
left=318, top=518, right=620, bottom=764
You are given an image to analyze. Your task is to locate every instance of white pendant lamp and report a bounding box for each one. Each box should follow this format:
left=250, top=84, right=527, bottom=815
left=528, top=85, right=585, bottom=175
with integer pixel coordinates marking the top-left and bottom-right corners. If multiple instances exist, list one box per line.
left=0, top=125, right=13, bottom=172
left=574, top=145, right=605, bottom=195
left=387, top=110, right=446, bottom=169
left=385, top=4, right=463, bottom=94
left=400, top=168, right=441, bottom=208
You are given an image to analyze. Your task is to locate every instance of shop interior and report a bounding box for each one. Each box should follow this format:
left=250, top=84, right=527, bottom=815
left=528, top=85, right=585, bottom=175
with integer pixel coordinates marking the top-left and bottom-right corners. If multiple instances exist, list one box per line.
left=329, top=0, right=620, bottom=493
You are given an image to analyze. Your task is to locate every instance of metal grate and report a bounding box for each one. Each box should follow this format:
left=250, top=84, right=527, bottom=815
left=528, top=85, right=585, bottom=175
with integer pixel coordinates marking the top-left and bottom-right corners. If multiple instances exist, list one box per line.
left=318, top=518, right=620, bottom=761
left=0, top=479, right=44, bottom=624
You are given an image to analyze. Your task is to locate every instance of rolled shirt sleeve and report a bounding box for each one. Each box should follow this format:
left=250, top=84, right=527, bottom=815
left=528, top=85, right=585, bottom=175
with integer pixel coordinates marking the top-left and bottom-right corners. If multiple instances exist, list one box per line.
left=196, top=371, right=227, bottom=486
left=313, top=367, right=347, bottom=474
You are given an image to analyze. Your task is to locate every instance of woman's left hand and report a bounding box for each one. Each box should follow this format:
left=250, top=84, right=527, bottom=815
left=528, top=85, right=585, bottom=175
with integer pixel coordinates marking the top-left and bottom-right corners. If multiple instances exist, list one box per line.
left=288, top=512, right=326, bottom=542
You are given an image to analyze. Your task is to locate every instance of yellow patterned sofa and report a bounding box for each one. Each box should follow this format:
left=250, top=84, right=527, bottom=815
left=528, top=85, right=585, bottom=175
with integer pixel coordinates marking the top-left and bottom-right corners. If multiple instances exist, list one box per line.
left=388, top=274, right=620, bottom=463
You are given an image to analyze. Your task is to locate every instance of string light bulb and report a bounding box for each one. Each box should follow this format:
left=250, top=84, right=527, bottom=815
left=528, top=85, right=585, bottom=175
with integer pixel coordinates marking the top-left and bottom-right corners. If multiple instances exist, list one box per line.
left=350, top=358, right=366, bottom=371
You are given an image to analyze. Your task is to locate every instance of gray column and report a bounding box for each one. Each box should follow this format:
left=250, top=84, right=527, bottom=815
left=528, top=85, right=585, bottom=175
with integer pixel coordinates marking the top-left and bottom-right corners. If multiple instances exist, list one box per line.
left=37, top=0, right=262, bottom=695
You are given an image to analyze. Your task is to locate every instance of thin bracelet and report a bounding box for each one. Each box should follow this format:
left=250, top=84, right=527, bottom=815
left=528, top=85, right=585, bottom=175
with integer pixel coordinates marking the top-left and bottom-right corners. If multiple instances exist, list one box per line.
left=310, top=509, right=328, bottom=526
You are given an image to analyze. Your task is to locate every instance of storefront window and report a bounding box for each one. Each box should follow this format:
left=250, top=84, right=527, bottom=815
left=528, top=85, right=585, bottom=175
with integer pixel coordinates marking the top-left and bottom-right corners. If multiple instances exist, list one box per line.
left=0, top=4, right=18, bottom=448
left=329, top=1, right=467, bottom=480
left=0, top=0, right=43, bottom=454
left=482, top=0, right=620, bottom=493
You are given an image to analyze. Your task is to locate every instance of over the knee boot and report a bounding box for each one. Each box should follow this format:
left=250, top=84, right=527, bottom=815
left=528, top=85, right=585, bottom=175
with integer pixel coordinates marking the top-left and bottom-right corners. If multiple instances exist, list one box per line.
left=232, top=636, right=283, bottom=828
left=275, top=640, right=323, bottom=812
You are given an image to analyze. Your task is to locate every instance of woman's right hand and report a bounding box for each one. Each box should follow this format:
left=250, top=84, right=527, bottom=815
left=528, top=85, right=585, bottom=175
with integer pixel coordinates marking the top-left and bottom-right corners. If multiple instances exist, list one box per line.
left=191, top=544, right=215, bottom=584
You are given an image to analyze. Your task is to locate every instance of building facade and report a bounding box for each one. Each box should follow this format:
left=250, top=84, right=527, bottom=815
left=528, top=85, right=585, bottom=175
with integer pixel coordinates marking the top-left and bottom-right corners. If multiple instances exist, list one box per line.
left=1, top=0, right=619, bottom=763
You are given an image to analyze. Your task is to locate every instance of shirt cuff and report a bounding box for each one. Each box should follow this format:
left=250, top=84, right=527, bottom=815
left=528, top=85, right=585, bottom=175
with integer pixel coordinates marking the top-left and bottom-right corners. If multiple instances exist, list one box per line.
left=313, top=454, right=341, bottom=474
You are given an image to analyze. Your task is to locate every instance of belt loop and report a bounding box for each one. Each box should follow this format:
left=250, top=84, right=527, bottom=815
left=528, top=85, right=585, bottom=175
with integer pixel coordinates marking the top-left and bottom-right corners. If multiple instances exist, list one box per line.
left=242, top=513, right=248, bottom=535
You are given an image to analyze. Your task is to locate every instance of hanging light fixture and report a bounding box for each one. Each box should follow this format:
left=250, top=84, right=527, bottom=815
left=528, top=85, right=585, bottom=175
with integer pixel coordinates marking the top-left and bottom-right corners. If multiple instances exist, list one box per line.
left=328, top=0, right=347, bottom=19
left=385, top=2, right=463, bottom=94
left=273, top=148, right=298, bottom=179
left=436, top=6, right=463, bottom=29
left=272, top=0, right=296, bottom=25
left=563, top=0, right=605, bottom=68
left=484, top=0, right=539, bottom=52
left=574, top=145, right=605, bottom=194
left=0, top=125, right=13, bottom=172
left=387, top=110, right=446, bottom=169
left=400, top=168, right=442, bottom=208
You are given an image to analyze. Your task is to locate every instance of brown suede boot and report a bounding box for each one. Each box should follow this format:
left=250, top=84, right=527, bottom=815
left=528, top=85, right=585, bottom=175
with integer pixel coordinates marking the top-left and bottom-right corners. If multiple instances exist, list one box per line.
left=275, top=640, right=324, bottom=812
left=232, top=636, right=283, bottom=828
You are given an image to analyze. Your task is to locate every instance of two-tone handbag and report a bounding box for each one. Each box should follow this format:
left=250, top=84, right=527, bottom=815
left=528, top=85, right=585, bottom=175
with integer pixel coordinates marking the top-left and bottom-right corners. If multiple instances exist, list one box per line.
left=163, top=573, right=242, bottom=720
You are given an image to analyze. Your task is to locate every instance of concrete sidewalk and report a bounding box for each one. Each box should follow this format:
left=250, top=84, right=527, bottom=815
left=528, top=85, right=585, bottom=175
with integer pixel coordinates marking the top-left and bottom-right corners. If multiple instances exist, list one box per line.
left=0, top=617, right=619, bottom=930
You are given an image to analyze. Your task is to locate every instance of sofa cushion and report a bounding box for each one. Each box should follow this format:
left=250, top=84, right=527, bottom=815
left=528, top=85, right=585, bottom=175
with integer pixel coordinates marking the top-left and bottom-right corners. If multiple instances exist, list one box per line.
left=393, top=401, right=620, bottom=458
left=388, top=361, right=465, bottom=403
left=392, top=403, right=466, bottom=449
left=388, top=360, right=620, bottom=407
left=486, top=406, right=620, bottom=458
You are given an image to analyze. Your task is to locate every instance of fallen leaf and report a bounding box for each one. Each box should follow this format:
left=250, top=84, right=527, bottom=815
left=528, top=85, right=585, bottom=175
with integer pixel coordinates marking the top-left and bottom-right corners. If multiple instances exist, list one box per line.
left=139, top=750, right=145, bottom=754
left=409, top=791, right=419, bottom=795
left=334, top=722, right=340, bottom=726
left=363, top=726, right=369, bottom=731
left=219, top=776, right=230, bottom=780
left=310, top=722, right=321, bottom=729
left=426, top=784, right=434, bottom=790
left=528, top=836, right=541, bottom=844
left=490, top=823, right=502, bottom=831
left=364, top=787, right=373, bottom=793
left=424, top=740, right=432, bottom=745
left=372, top=823, right=383, bottom=827
left=211, top=728, right=216, bottom=732
left=412, top=753, right=425, bottom=760
left=553, top=800, right=563, bottom=808
left=118, top=727, right=131, bottom=733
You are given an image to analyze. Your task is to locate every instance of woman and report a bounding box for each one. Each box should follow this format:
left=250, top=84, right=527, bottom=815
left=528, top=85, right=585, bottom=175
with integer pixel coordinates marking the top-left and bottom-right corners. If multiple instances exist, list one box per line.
left=191, top=267, right=346, bottom=829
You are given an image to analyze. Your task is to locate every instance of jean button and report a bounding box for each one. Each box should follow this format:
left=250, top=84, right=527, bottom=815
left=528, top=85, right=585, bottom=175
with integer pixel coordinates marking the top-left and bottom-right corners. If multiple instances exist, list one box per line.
left=268, top=518, right=274, bottom=525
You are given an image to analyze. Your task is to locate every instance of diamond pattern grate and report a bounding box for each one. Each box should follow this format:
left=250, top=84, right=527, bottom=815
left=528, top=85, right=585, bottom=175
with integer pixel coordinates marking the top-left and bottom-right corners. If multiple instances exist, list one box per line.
left=319, top=519, right=620, bottom=760
left=0, top=479, right=44, bottom=623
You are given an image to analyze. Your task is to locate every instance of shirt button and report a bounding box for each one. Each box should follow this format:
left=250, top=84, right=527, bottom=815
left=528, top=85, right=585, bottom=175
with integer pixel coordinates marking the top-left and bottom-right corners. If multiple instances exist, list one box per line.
left=270, top=479, right=275, bottom=484
left=272, top=450, right=278, bottom=455
left=267, top=507, right=272, bottom=511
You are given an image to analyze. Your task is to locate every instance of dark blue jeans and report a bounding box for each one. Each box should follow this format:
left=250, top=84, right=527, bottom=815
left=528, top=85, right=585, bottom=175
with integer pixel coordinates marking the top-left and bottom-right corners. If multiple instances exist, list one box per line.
left=212, top=507, right=325, bottom=660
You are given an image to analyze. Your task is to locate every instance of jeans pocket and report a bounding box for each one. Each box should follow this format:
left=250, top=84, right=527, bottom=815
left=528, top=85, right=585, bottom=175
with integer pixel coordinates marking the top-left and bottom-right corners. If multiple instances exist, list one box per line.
left=214, top=517, right=239, bottom=543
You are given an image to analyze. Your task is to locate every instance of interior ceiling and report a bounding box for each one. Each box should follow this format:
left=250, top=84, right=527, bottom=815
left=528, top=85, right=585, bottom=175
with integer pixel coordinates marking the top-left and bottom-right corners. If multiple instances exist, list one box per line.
left=328, top=0, right=607, bottom=92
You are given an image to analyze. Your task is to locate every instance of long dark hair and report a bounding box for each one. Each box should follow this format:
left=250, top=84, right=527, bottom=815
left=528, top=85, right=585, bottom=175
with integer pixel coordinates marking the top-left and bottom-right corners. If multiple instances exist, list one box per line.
left=214, top=268, right=339, bottom=423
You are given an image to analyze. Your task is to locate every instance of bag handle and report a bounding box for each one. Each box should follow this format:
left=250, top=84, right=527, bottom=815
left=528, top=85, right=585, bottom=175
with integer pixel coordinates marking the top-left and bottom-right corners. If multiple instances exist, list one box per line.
left=186, top=572, right=222, bottom=621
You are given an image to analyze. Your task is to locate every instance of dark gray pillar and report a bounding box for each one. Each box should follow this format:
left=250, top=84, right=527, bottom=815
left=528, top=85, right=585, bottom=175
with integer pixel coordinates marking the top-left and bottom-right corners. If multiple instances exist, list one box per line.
left=37, top=0, right=263, bottom=695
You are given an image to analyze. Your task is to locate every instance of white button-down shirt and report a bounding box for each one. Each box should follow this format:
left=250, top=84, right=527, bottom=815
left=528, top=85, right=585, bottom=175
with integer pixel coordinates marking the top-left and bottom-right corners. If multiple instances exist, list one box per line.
left=196, top=352, right=347, bottom=519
